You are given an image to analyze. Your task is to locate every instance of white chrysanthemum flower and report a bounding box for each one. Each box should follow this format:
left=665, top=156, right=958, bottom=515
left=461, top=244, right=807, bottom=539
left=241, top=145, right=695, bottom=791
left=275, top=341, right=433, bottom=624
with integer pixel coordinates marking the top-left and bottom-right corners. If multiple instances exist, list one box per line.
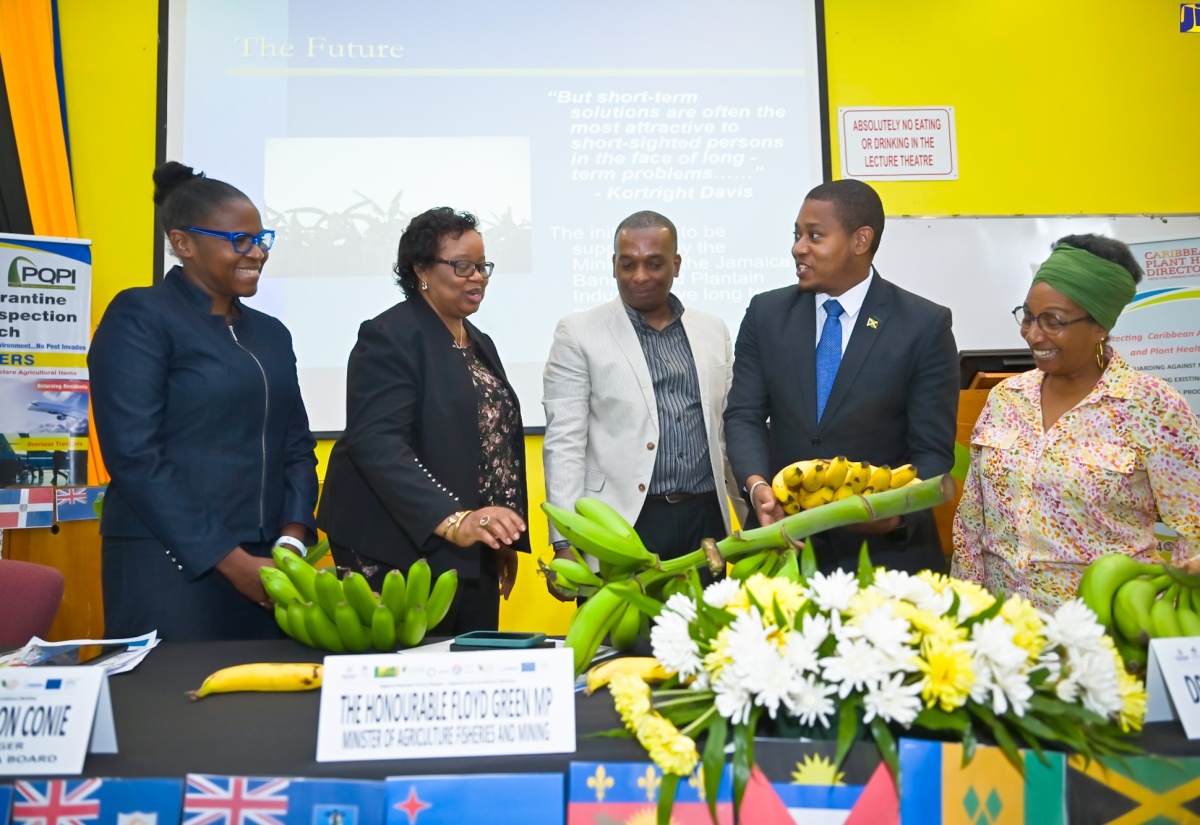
left=1055, top=674, right=1079, bottom=703
left=662, top=593, right=698, bottom=623
left=863, top=672, right=923, bottom=726
left=1071, top=649, right=1122, bottom=718
left=855, top=606, right=913, bottom=655
left=1041, top=599, right=1107, bottom=654
left=969, top=617, right=1029, bottom=673
left=820, top=637, right=885, bottom=698
left=650, top=609, right=702, bottom=677
left=712, top=667, right=754, bottom=725
left=916, top=587, right=955, bottom=618
left=787, top=673, right=838, bottom=728
left=871, top=570, right=933, bottom=605
left=806, top=569, right=861, bottom=613
left=782, top=629, right=820, bottom=675
left=800, top=612, right=831, bottom=649
left=703, top=577, right=741, bottom=609
left=991, top=668, right=1033, bottom=717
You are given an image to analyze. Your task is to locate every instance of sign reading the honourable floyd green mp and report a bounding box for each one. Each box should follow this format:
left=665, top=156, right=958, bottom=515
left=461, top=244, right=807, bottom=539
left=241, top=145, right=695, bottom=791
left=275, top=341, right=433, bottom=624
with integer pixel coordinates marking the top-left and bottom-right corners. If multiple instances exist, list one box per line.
left=0, top=233, right=93, bottom=489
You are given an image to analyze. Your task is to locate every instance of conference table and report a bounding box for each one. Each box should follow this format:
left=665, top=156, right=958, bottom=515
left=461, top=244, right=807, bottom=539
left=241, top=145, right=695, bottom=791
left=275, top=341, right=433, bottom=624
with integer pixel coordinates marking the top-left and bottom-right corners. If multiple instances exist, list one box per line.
left=10, top=639, right=1200, bottom=796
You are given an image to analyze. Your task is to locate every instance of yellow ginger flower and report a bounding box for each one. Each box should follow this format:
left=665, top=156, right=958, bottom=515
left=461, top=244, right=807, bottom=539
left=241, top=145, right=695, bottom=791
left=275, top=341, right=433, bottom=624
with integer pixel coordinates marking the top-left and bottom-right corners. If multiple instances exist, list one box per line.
left=916, top=637, right=975, bottom=712
left=847, top=588, right=889, bottom=618
left=893, top=601, right=966, bottom=648
left=636, top=713, right=699, bottom=777
left=1115, top=666, right=1147, bottom=733
left=729, top=574, right=807, bottom=628
left=1000, top=595, right=1045, bottom=660
left=948, top=579, right=996, bottom=616
left=610, top=672, right=652, bottom=732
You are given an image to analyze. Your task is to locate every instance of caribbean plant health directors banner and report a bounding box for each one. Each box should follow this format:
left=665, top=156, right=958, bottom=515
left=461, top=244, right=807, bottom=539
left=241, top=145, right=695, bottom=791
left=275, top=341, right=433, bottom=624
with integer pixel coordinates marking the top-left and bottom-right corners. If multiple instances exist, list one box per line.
left=1111, top=236, right=1200, bottom=416
left=0, top=233, right=92, bottom=490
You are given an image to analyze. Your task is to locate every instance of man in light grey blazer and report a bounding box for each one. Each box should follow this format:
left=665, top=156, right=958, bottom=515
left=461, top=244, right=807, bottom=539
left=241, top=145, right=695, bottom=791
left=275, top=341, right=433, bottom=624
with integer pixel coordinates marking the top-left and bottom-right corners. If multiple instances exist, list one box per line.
left=542, top=211, right=735, bottom=589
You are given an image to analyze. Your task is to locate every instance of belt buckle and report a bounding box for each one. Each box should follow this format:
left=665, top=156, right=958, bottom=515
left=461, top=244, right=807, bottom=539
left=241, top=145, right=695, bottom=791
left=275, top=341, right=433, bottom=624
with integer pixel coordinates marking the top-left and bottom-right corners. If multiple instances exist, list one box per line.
left=664, top=493, right=689, bottom=505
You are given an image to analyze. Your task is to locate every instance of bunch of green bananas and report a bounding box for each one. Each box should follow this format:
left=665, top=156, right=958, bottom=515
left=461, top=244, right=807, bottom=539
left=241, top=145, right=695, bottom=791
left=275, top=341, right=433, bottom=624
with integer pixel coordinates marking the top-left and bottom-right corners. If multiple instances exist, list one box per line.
left=1078, top=554, right=1200, bottom=672
left=771, top=457, right=919, bottom=514
left=262, top=547, right=458, bottom=652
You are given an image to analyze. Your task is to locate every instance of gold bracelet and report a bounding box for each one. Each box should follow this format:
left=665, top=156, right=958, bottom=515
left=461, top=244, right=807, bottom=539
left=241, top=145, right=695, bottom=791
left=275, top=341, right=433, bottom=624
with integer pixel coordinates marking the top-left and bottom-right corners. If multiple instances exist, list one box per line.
left=448, top=510, right=474, bottom=544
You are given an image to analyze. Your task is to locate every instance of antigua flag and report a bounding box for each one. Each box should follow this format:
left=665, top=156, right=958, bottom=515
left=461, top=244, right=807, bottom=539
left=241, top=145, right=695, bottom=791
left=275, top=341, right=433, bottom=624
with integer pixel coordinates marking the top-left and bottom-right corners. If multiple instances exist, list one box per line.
left=567, top=761, right=733, bottom=824
left=0, top=487, right=54, bottom=529
left=748, top=740, right=883, bottom=824
left=385, top=774, right=563, bottom=825
left=54, top=487, right=105, bottom=522
left=12, top=778, right=182, bottom=825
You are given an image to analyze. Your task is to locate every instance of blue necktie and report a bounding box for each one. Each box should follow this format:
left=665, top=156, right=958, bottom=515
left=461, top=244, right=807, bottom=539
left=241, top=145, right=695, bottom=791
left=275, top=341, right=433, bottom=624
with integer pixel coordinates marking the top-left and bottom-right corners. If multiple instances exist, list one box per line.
left=815, top=299, right=844, bottom=421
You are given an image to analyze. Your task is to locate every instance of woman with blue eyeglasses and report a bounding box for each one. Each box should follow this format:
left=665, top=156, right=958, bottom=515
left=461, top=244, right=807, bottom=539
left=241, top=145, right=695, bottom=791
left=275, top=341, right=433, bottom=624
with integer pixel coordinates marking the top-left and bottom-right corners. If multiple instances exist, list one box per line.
left=88, top=161, right=318, bottom=640
left=318, top=207, right=529, bottom=633
left=951, top=234, right=1200, bottom=613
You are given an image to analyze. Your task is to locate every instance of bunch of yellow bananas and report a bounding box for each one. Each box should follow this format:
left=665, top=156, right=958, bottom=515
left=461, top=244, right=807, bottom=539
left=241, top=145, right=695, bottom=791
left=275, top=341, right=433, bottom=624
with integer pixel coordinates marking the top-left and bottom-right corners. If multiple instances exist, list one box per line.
left=263, top=547, right=458, bottom=652
left=770, top=457, right=919, bottom=515
left=1078, top=554, right=1200, bottom=673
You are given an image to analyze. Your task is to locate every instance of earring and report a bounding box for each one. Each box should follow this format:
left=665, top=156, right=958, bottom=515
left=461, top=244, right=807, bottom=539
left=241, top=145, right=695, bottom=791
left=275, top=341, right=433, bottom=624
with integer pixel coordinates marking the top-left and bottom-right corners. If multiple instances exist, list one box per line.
left=420, top=280, right=428, bottom=291
left=1096, top=340, right=1106, bottom=369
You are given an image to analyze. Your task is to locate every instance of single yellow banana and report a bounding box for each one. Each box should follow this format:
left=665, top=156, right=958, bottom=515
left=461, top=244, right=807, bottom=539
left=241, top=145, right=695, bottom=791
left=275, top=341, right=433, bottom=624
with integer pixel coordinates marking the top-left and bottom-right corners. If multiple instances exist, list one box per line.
left=865, top=464, right=892, bottom=492
left=187, top=663, right=322, bottom=700
left=800, top=460, right=828, bottom=492
left=845, top=462, right=872, bottom=494
left=585, top=656, right=673, bottom=695
left=770, top=473, right=801, bottom=514
left=832, top=483, right=857, bottom=502
left=888, top=464, right=919, bottom=488
left=799, top=487, right=834, bottom=510
left=781, top=461, right=810, bottom=489
left=823, top=456, right=851, bottom=489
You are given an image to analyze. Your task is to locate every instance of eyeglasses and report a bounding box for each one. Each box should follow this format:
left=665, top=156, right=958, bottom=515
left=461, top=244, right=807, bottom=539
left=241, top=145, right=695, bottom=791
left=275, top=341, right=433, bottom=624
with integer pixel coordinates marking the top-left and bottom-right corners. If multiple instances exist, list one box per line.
left=435, top=258, right=494, bottom=278
left=187, top=227, right=276, bottom=253
left=1012, top=305, right=1092, bottom=334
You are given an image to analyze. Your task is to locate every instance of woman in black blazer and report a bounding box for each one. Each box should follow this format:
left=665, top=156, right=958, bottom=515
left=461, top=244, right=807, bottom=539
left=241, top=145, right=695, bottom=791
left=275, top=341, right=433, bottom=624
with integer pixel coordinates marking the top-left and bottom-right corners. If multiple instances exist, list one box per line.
left=88, top=162, right=319, bottom=641
left=318, top=207, right=530, bottom=633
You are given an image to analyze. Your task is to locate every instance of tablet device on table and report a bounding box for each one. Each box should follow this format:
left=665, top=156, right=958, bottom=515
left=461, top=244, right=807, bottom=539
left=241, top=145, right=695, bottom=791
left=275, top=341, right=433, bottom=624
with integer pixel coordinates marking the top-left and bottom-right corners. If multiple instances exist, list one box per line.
left=450, top=631, right=548, bottom=650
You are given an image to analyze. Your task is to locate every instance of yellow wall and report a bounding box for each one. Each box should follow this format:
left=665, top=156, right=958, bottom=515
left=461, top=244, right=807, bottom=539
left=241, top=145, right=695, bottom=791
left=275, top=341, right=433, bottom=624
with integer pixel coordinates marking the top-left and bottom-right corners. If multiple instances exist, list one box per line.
left=824, top=2, right=1199, bottom=214
left=49, top=0, right=1196, bottom=639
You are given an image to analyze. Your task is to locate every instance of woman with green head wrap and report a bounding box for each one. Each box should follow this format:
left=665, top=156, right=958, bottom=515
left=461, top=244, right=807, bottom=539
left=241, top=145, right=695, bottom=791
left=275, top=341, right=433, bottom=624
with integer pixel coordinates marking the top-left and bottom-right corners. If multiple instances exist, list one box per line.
left=952, top=234, right=1200, bottom=614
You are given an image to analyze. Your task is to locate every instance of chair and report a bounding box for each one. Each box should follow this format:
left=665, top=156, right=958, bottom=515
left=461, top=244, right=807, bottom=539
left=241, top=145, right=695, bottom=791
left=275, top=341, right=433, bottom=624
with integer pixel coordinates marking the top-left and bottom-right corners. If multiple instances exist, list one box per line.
left=0, top=558, right=66, bottom=649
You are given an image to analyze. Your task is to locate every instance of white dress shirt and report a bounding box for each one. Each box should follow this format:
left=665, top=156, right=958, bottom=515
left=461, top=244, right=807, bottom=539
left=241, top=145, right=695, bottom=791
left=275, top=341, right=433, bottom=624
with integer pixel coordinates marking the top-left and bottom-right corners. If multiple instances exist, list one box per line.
left=814, top=269, right=875, bottom=354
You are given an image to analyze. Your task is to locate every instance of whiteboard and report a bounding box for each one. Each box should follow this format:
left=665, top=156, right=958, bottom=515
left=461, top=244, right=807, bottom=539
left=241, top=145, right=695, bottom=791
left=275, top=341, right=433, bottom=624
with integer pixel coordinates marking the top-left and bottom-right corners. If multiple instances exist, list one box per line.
left=872, top=215, right=1200, bottom=351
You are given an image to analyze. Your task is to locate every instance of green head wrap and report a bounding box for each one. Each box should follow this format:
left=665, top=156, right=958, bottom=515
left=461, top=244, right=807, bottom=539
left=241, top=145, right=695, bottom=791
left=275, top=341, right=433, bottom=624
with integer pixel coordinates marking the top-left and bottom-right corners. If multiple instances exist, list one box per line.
left=1030, top=244, right=1136, bottom=331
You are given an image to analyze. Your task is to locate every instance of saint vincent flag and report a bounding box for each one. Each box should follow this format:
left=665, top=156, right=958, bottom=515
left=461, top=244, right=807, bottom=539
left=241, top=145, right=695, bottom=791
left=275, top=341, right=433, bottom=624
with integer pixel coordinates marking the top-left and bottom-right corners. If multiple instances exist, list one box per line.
left=1068, top=752, right=1200, bottom=824
left=898, top=739, right=1066, bottom=824
left=567, top=761, right=732, bottom=825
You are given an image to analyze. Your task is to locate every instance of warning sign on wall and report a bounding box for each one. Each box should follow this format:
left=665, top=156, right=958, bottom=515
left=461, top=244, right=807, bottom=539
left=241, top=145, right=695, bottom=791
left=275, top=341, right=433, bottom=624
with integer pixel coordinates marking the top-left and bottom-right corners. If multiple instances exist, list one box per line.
left=839, top=106, right=957, bottom=182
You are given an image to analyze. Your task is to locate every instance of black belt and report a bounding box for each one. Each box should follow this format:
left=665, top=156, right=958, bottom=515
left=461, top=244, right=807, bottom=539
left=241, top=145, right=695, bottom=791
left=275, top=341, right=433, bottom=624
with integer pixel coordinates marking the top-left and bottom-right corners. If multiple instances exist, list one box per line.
left=646, top=491, right=707, bottom=505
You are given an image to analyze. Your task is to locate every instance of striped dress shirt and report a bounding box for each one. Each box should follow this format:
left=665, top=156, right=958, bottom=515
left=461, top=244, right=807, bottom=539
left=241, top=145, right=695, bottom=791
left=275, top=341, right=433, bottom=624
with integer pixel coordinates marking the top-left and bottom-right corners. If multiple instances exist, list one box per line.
left=624, top=296, right=715, bottom=495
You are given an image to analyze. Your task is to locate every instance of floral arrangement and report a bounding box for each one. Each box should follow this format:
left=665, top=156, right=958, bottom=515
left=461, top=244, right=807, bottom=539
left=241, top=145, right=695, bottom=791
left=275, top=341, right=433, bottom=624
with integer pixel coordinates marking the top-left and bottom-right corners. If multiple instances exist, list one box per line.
left=604, top=547, right=1146, bottom=822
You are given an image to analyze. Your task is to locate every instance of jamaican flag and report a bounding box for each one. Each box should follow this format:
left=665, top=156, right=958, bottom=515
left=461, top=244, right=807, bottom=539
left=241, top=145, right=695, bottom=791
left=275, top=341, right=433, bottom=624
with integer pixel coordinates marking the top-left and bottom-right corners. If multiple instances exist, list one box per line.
left=1068, top=752, right=1200, bottom=824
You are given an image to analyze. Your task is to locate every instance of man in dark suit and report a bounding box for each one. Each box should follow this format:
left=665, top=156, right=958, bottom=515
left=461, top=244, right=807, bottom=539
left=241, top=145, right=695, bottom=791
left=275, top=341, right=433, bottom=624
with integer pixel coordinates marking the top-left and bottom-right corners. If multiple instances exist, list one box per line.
left=723, top=179, right=959, bottom=574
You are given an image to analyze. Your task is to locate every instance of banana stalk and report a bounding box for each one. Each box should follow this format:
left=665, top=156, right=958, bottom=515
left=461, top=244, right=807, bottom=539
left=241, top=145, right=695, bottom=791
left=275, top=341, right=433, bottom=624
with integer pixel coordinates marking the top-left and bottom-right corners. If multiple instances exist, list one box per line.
left=658, top=474, right=955, bottom=574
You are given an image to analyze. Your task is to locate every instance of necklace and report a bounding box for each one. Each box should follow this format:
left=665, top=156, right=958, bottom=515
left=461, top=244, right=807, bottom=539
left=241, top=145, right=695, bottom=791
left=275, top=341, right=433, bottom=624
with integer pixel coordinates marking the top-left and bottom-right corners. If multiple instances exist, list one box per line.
left=451, top=323, right=468, bottom=352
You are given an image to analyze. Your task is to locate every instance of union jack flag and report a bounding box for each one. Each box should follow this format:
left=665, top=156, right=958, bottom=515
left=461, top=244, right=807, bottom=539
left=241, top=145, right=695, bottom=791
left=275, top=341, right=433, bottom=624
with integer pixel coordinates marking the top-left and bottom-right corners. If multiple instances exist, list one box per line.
left=13, top=779, right=103, bottom=825
left=55, top=488, right=88, bottom=506
left=184, top=776, right=290, bottom=825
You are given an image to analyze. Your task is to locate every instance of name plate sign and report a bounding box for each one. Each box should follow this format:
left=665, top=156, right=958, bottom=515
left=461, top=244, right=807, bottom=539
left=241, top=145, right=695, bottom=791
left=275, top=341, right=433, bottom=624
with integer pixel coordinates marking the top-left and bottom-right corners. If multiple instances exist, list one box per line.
left=0, top=666, right=117, bottom=775
left=316, top=647, right=576, bottom=762
left=1146, top=638, right=1200, bottom=738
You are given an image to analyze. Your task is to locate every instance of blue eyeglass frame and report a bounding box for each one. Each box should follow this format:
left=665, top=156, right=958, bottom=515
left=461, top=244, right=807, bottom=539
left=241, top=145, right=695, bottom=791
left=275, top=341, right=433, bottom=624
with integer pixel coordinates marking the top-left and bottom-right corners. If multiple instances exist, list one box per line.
left=186, top=227, right=276, bottom=253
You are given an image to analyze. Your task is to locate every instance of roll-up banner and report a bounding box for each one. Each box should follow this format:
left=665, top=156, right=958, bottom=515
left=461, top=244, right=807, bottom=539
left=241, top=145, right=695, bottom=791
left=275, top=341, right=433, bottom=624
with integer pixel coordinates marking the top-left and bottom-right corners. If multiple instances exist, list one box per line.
left=0, top=233, right=92, bottom=488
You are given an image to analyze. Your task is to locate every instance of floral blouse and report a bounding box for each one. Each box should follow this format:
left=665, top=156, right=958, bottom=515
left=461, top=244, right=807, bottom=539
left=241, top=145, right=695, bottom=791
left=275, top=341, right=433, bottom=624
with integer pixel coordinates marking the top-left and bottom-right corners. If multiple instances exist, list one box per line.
left=463, top=345, right=524, bottom=514
left=951, top=352, right=1200, bottom=612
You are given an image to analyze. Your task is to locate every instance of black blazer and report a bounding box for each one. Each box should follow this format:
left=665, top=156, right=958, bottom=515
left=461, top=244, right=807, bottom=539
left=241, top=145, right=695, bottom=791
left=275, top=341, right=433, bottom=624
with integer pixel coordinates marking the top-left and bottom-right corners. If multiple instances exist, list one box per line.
left=317, top=297, right=531, bottom=581
left=88, top=267, right=319, bottom=577
left=724, top=273, right=959, bottom=573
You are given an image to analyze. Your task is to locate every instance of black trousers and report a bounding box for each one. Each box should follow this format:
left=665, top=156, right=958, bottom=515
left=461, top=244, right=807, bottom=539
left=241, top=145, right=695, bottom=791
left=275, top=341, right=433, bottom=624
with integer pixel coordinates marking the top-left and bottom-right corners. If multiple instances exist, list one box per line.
left=634, top=491, right=727, bottom=562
